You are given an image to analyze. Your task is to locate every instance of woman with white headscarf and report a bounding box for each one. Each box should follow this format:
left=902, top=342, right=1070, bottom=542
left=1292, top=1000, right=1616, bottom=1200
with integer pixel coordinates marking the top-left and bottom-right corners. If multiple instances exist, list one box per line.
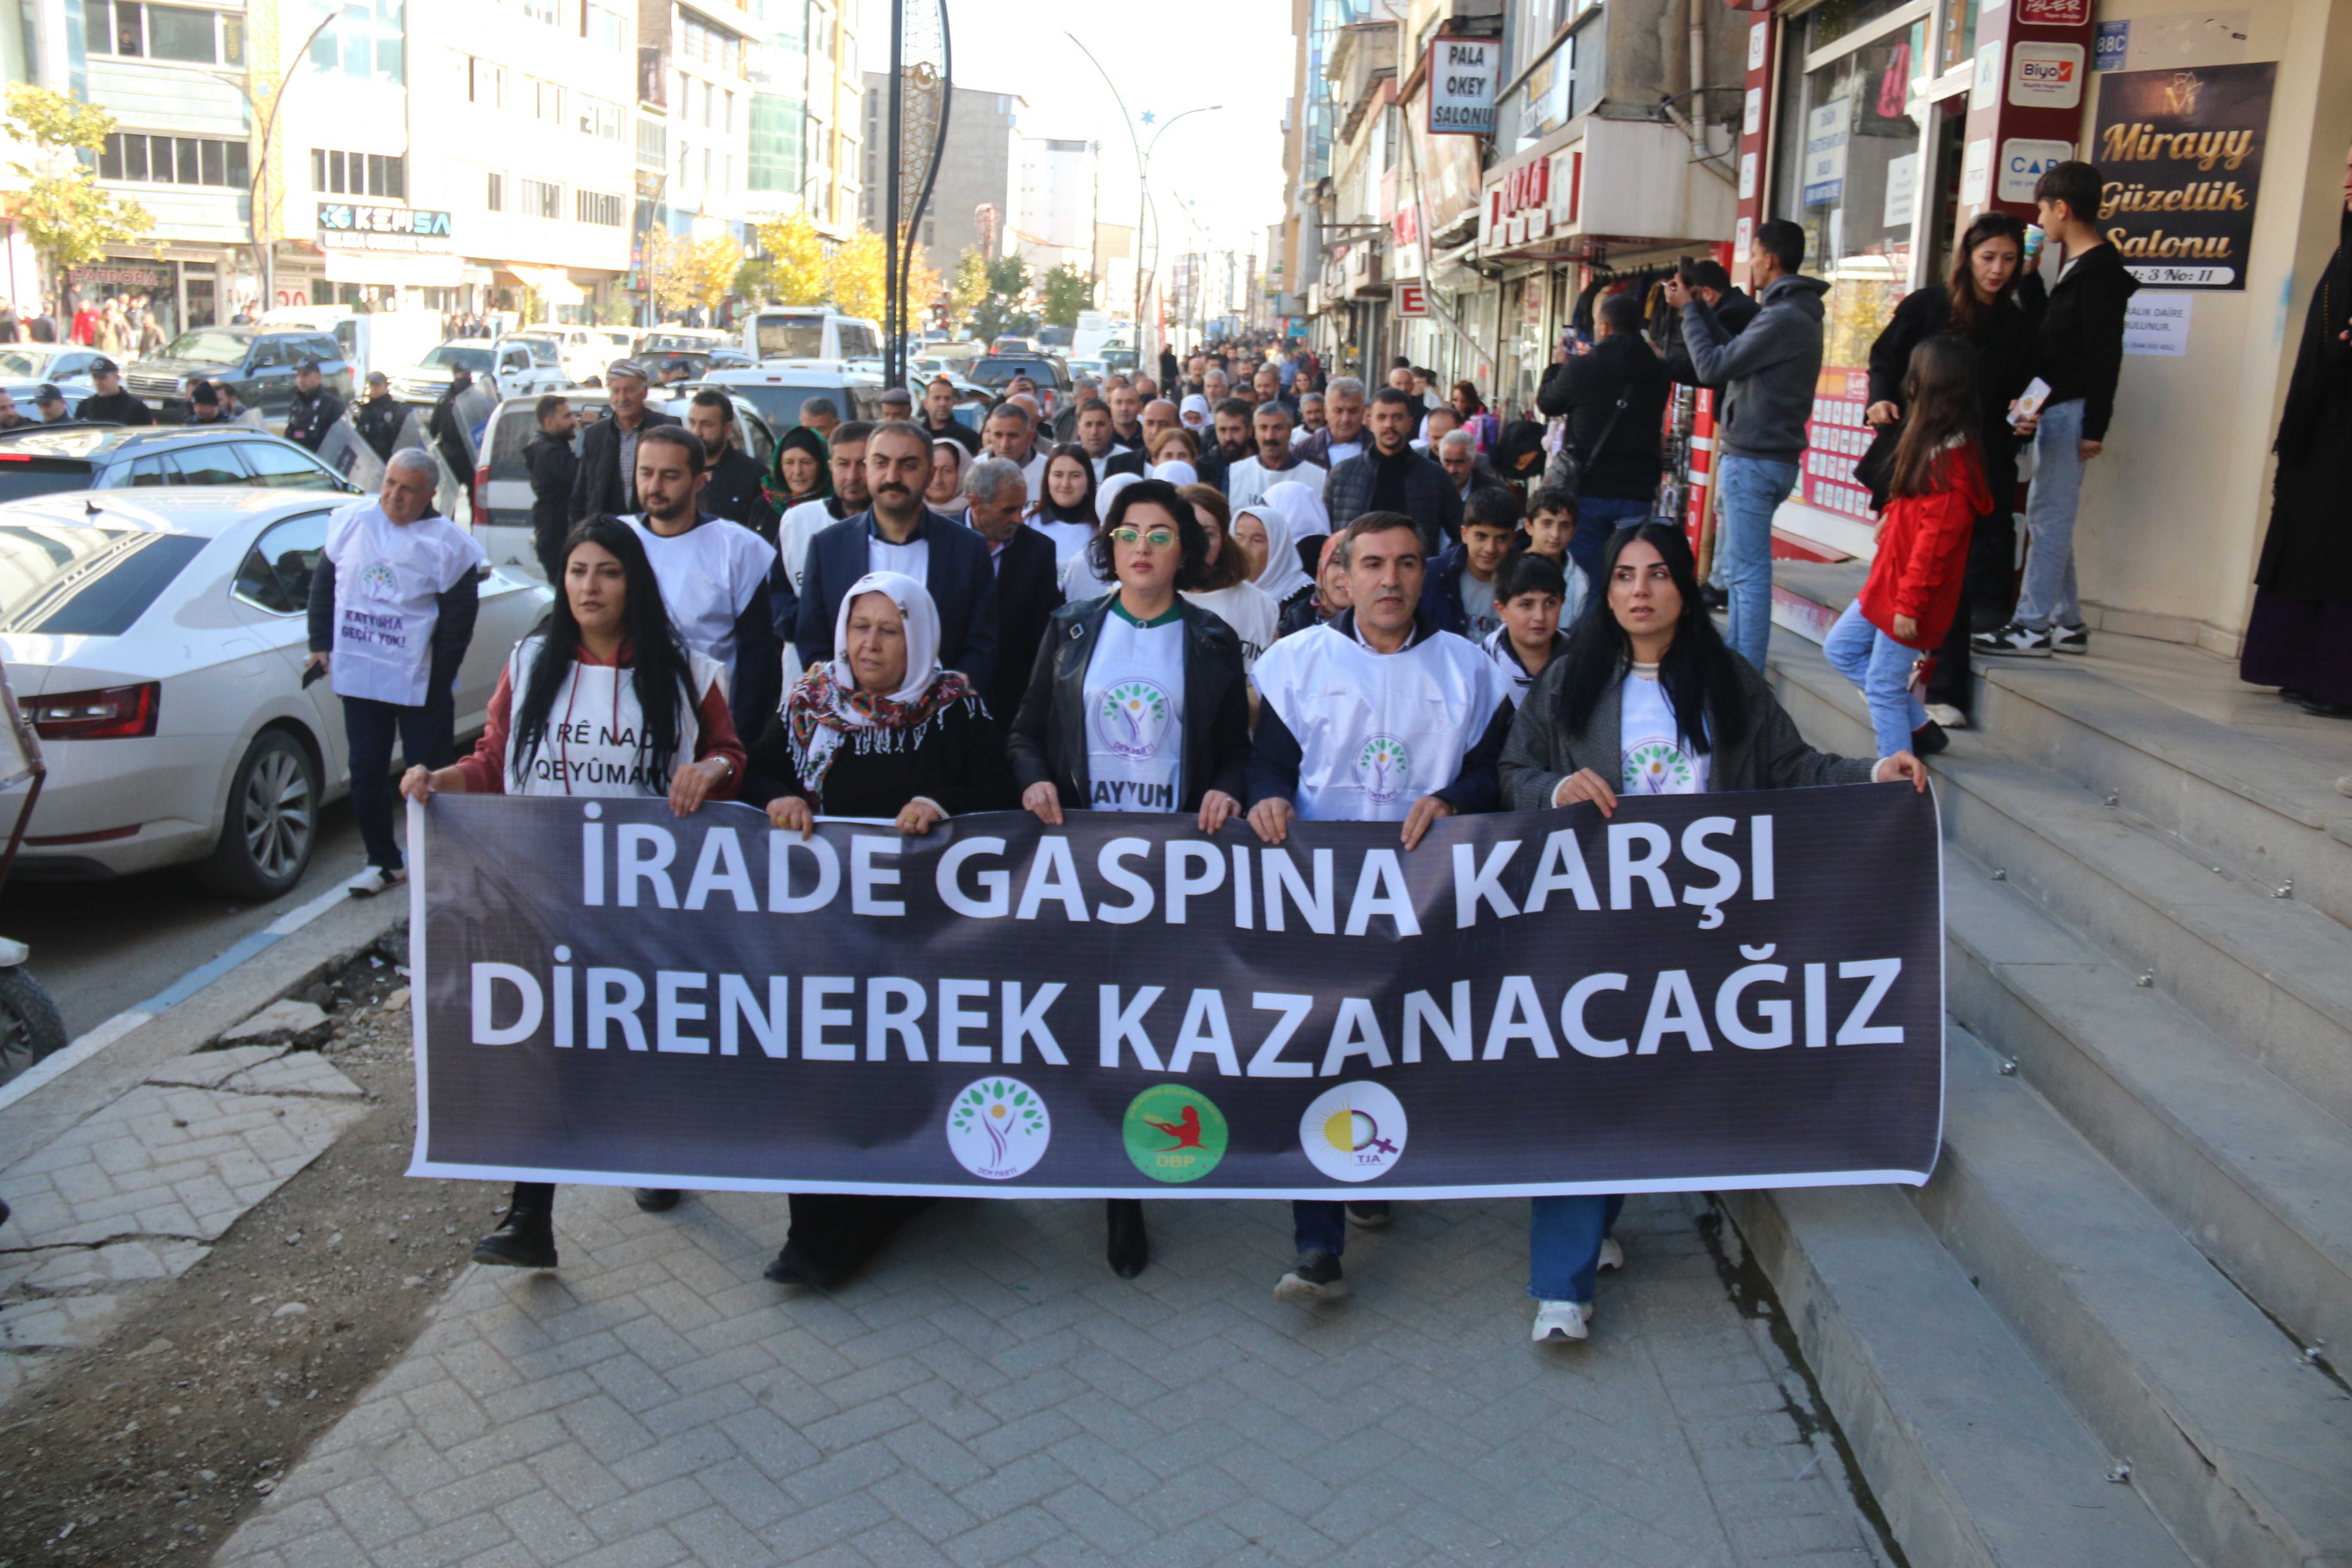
left=1260, top=480, right=1331, bottom=579
left=1148, top=456, right=1198, bottom=486
left=745, top=571, right=1017, bottom=1291
left=1232, top=496, right=1317, bottom=626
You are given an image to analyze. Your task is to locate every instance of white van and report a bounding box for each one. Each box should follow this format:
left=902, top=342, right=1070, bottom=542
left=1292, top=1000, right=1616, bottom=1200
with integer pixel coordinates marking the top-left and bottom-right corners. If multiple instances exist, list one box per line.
left=255, top=306, right=444, bottom=383
left=695, top=361, right=888, bottom=439
left=742, top=307, right=883, bottom=366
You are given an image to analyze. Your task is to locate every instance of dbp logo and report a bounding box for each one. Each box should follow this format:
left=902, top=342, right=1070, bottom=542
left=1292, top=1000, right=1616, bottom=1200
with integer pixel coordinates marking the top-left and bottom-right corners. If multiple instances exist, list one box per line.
left=1354, top=735, right=1412, bottom=804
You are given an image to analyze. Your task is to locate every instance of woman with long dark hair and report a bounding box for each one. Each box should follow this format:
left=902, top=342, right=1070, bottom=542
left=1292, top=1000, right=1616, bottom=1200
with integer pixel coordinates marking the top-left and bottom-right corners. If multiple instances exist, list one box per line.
left=1861, top=210, right=2039, bottom=731
left=400, top=516, right=749, bottom=1271
left=1010, top=478, right=1252, bottom=1280
left=746, top=424, right=832, bottom=545
left=1451, top=380, right=1499, bottom=455
left=1178, top=483, right=1280, bottom=669
left=1498, top=522, right=1925, bottom=1344
left=1027, top=442, right=1099, bottom=565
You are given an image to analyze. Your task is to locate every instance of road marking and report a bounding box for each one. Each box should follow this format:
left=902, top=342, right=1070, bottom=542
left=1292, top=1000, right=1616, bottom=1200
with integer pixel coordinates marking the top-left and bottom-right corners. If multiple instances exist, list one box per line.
left=0, top=882, right=356, bottom=1115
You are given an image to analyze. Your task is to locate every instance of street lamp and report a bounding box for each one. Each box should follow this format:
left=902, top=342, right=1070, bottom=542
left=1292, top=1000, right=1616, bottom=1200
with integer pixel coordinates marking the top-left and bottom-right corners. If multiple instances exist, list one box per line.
left=247, top=5, right=367, bottom=311
left=1059, top=34, right=1215, bottom=338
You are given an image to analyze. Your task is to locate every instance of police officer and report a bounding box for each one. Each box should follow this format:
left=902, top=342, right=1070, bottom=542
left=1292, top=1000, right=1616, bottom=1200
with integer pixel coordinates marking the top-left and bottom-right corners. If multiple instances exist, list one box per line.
left=283, top=357, right=346, bottom=452
left=72, top=358, right=156, bottom=425
left=353, top=371, right=406, bottom=462
left=31, top=384, right=68, bottom=423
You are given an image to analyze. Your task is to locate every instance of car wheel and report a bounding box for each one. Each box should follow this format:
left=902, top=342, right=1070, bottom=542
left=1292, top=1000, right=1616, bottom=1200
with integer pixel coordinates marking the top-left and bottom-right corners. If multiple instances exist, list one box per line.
left=202, top=728, right=320, bottom=899
left=0, top=966, right=67, bottom=1085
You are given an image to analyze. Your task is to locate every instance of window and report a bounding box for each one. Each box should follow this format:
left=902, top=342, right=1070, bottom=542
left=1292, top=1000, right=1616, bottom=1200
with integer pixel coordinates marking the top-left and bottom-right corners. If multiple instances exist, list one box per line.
left=103, top=132, right=249, bottom=188
left=533, top=78, right=566, bottom=124
left=233, top=512, right=332, bottom=614
left=521, top=0, right=561, bottom=24
left=309, top=148, right=404, bottom=198
left=576, top=189, right=624, bottom=226
left=468, top=56, right=506, bottom=107
left=582, top=0, right=623, bottom=47
left=676, top=138, right=690, bottom=187
left=234, top=449, right=340, bottom=498
left=636, top=115, right=666, bottom=171
left=519, top=177, right=564, bottom=219
left=720, top=153, right=731, bottom=196
left=172, top=444, right=252, bottom=486
left=89, top=1, right=245, bottom=63
left=486, top=171, right=504, bottom=210
left=577, top=95, right=622, bottom=140
left=309, top=0, right=404, bottom=85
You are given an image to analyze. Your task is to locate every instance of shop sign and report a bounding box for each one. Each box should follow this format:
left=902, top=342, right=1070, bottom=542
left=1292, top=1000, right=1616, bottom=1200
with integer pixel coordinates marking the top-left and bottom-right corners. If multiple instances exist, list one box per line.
left=2091, top=61, right=2275, bottom=289
left=1972, top=40, right=2003, bottom=108
left=1549, top=148, right=1582, bottom=225
left=2095, top=20, right=2129, bottom=69
left=1427, top=38, right=1498, bottom=135
left=318, top=204, right=455, bottom=254
left=68, top=260, right=172, bottom=289
left=2007, top=42, right=2086, bottom=109
left=1396, top=282, right=1429, bottom=318
left=1998, top=138, right=2073, bottom=202
left=1481, top=155, right=1551, bottom=248
left=1523, top=273, right=1545, bottom=325
left=1883, top=151, right=1919, bottom=227
left=2017, top=0, right=2090, bottom=23
left=2124, top=291, right=2193, bottom=355
left=1960, top=138, right=1992, bottom=204
left=1801, top=99, right=1849, bottom=208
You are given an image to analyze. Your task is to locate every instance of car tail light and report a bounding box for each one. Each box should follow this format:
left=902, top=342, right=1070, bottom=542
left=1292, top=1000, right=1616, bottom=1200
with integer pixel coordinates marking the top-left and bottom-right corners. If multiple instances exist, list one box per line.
left=30, top=682, right=159, bottom=740
left=474, top=463, right=490, bottom=525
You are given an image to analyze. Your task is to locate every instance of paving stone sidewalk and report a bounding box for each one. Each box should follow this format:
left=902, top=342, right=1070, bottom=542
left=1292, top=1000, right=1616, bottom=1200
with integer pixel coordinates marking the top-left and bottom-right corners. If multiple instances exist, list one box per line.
left=215, top=1188, right=1890, bottom=1568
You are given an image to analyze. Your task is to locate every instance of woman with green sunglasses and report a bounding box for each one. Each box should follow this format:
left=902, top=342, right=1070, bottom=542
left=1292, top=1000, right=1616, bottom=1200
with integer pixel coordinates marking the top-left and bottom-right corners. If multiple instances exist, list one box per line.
left=1006, top=478, right=1255, bottom=1281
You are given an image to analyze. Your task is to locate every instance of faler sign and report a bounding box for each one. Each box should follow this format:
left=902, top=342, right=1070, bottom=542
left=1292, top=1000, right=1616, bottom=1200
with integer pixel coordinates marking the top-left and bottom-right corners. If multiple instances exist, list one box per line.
left=1427, top=38, right=1498, bottom=136
left=407, top=790, right=1945, bottom=1199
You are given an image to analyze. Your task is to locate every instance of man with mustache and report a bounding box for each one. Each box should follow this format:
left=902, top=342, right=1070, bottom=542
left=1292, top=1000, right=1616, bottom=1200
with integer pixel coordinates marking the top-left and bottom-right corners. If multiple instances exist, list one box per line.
left=793, top=420, right=1000, bottom=690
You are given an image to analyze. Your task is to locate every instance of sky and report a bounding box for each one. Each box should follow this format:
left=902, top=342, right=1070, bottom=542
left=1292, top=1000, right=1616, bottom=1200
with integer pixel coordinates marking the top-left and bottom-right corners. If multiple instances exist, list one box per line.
left=858, top=0, right=1297, bottom=272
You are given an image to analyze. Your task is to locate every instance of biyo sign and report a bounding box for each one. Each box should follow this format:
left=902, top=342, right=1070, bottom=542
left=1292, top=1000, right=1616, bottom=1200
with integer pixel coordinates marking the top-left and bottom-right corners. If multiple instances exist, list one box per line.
left=1427, top=37, right=1498, bottom=135
left=2008, top=42, right=2086, bottom=110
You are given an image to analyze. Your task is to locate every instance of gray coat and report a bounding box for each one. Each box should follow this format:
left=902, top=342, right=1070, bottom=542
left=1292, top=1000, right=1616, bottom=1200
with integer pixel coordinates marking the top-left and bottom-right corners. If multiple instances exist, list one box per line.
left=1680, top=273, right=1829, bottom=463
left=1499, top=653, right=1874, bottom=810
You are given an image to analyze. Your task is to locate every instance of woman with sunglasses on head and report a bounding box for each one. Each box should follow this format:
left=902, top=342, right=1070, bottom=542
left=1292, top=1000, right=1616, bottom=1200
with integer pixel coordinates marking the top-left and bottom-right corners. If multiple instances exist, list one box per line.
left=1008, top=478, right=1253, bottom=1280
left=1497, top=521, right=1926, bottom=1345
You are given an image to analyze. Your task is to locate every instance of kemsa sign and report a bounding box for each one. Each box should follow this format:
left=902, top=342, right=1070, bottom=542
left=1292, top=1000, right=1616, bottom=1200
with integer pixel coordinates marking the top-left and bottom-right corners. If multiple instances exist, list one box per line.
left=1428, top=38, right=1498, bottom=135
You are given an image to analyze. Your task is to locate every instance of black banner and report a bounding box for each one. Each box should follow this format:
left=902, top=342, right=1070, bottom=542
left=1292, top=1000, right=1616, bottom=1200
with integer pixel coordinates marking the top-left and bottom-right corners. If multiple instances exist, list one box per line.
left=2092, top=61, right=2276, bottom=290
left=408, top=787, right=1944, bottom=1198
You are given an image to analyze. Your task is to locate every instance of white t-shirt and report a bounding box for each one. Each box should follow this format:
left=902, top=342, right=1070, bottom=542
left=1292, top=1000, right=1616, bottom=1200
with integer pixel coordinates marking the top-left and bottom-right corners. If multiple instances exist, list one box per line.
left=868, top=530, right=930, bottom=583
left=1083, top=606, right=1186, bottom=811
left=1027, top=514, right=1096, bottom=567
left=1324, top=435, right=1366, bottom=465
left=1182, top=581, right=1280, bottom=671
left=1620, top=663, right=1709, bottom=795
left=323, top=501, right=487, bottom=707
left=1225, top=456, right=1328, bottom=511
left=622, top=515, right=772, bottom=679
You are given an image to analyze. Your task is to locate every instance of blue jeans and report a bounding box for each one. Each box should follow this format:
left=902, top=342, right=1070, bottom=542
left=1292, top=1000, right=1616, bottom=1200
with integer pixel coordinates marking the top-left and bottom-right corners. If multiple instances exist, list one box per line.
left=343, top=688, right=456, bottom=870
left=1571, top=496, right=1651, bottom=599
left=1293, top=1200, right=1344, bottom=1256
left=1823, top=599, right=1925, bottom=757
left=1528, top=1194, right=1626, bottom=1302
left=1715, top=455, right=1800, bottom=674
left=2016, top=398, right=2086, bottom=630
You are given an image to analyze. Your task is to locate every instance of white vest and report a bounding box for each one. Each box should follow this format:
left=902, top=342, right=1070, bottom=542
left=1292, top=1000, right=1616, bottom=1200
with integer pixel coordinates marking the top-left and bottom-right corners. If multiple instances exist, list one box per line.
left=777, top=497, right=841, bottom=592
left=324, top=501, right=486, bottom=707
left=499, top=637, right=724, bottom=796
left=1252, top=622, right=1505, bottom=823
left=622, top=515, right=772, bottom=683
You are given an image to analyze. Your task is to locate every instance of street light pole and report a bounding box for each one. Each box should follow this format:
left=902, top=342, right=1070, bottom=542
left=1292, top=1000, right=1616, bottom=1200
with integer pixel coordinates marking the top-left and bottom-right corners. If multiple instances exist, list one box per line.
left=248, top=5, right=364, bottom=312
left=1057, top=34, right=1215, bottom=341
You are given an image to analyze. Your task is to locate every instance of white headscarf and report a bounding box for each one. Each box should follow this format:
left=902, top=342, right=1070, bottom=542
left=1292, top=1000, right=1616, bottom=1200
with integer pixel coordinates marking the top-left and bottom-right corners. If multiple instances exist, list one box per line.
left=793, top=570, right=947, bottom=794
left=1149, top=458, right=1198, bottom=485
left=1263, top=479, right=1330, bottom=550
left=1237, top=501, right=1314, bottom=608
left=1179, top=393, right=1210, bottom=429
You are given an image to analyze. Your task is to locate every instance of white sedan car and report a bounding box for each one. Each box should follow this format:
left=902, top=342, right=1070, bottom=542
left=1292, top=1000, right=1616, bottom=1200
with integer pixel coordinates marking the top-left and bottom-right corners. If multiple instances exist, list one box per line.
left=0, top=489, right=550, bottom=897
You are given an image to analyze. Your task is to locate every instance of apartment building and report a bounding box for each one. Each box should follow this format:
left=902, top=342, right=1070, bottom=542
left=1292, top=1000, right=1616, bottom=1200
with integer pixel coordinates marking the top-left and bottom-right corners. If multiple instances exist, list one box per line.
left=860, top=77, right=1022, bottom=280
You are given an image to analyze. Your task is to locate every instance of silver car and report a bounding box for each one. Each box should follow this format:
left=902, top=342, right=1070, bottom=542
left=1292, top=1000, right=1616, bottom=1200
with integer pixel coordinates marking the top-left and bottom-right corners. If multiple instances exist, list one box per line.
left=0, top=489, right=550, bottom=897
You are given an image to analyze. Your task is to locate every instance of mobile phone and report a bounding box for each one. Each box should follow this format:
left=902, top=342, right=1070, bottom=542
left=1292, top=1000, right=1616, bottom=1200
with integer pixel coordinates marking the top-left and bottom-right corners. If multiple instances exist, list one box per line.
left=302, top=662, right=325, bottom=688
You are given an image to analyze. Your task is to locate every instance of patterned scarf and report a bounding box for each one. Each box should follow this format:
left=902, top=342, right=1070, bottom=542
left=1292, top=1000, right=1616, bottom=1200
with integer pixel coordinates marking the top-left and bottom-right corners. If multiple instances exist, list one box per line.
left=786, top=663, right=973, bottom=808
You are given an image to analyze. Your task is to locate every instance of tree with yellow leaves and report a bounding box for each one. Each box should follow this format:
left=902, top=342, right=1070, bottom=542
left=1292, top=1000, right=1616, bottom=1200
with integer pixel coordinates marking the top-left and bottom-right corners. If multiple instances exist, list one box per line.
left=753, top=211, right=827, bottom=306
left=688, top=235, right=743, bottom=314
left=824, top=229, right=939, bottom=328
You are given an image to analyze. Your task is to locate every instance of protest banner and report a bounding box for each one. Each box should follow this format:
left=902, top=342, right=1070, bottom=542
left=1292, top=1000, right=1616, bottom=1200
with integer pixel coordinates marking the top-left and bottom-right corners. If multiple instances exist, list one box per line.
left=408, top=785, right=1943, bottom=1198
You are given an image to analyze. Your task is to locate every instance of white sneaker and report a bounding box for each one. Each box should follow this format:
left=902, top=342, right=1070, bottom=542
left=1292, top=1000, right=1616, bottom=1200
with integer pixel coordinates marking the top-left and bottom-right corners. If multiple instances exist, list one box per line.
left=346, top=864, right=407, bottom=897
left=1531, top=1300, right=1592, bottom=1341
left=1923, top=703, right=1968, bottom=730
left=1597, top=1236, right=1625, bottom=1272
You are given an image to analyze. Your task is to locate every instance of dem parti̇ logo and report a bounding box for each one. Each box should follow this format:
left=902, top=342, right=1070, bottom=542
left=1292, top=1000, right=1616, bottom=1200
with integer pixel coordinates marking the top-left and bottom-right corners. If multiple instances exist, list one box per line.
left=1099, top=680, right=1172, bottom=759
left=1354, top=735, right=1412, bottom=804
left=944, top=1077, right=1051, bottom=1180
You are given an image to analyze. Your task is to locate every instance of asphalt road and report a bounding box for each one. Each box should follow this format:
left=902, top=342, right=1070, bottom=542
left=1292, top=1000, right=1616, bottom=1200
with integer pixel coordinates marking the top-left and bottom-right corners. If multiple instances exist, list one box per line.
left=1, top=802, right=374, bottom=1040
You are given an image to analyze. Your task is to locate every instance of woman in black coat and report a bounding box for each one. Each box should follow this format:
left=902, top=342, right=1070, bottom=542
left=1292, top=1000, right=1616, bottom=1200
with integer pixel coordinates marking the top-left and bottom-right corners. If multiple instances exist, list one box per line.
left=1009, top=478, right=1253, bottom=1279
left=1862, top=211, right=2042, bottom=729
left=746, top=569, right=1017, bottom=1290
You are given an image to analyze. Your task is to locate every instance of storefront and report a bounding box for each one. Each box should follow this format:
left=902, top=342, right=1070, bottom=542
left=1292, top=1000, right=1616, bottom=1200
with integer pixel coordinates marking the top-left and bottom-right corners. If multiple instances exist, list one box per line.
left=1736, top=0, right=2352, bottom=650
left=64, top=252, right=236, bottom=338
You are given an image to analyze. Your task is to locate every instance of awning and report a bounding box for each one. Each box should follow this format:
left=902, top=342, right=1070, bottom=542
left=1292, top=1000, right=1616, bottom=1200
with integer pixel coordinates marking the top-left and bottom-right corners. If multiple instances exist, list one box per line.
left=501, top=263, right=586, bottom=305
left=321, top=248, right=462, bottom=287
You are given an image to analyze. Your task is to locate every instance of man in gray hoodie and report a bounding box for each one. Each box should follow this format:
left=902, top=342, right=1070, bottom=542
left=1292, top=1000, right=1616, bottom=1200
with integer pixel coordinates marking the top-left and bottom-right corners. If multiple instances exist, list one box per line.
left=1670, top=219, right=1828, bottom=673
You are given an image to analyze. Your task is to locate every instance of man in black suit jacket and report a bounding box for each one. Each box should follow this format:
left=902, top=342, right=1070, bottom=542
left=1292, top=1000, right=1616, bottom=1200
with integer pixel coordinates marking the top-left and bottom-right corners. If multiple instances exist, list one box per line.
left=568, top=360, right=678, bottom=523
left=962, top=454, right=1061, bottom=724
left=794, top=421, right=1001, bottom=692
left=686, top=390, right=767, bottom=525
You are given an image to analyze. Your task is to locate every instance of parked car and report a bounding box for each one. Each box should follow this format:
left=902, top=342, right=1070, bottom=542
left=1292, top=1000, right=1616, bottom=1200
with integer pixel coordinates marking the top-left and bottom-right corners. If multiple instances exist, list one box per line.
left=641, top=327, right=732, bottom=355
left=254, top=306, right=444, bottom=384
left=472, top=384, right=783, bottom=573
left=124, top=327, right=356, bottom=423
left=967, top=354, right=1075, bottom=417
left=484, top=336, right=578, bottom=398
left=388, top=340, right=501, bottom=406
left=689, top=361, right=886, bottom=447
left=0, top=425, right=362, bottom=504
left=0, top=489, right=549, bottom=895
left=0, top=344, right=107, bottom=406
left=742, top=307, right=883, bottom=365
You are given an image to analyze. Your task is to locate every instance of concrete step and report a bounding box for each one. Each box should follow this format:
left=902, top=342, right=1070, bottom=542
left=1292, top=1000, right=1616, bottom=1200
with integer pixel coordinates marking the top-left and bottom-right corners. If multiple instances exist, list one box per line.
left=1921, top=1028, right=2352, bottom=1568
left=1723, top=1182, right=2195, bottom=1568
left=1766, top=638, right=2352, bottom=1356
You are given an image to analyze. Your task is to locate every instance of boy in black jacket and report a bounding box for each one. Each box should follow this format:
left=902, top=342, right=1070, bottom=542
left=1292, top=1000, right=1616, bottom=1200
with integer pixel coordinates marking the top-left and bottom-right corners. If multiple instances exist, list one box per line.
left=1978, top=161, right=2139, bottom=658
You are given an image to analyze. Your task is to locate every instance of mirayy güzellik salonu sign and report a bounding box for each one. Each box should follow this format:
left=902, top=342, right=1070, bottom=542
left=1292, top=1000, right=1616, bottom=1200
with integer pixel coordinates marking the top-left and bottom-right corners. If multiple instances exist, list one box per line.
left=406, top=788, right=1945, bottom=1199
left=2092, top=61, right=2277, bottom=290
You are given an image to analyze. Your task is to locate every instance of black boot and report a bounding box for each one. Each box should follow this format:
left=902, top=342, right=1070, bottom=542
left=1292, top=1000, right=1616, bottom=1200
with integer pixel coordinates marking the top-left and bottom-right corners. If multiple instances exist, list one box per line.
left=634, top=1188, right=683, bottom=1213
left=473, top=1185, right=557, bottom=1269
left=763, top=1239, right=846, bottom=1289
left=1105, top=1199, right=1148, bottom=1279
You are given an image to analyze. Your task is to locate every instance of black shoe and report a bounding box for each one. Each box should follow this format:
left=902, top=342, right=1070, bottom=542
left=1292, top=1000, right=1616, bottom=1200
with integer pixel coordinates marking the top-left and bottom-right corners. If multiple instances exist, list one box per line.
left=472, top=1205, right=558, bottom=1269
left=763, top=1240, right=848, bottom=1289
left=1274, top=1249, right=1348, bottom=1303
left=1344, top=1201, right=1392, bottom=1228
left=1699, top=584, right=1729, bottom=610
left=1909, top=720, right=1948, bottom=757
left=2297, top=698, right=2352, bottom=719
left=1105, top=1199, right=1148, bottom=1279
left=2280, top=689, right=2311, bottom=703
left=633, top=1188, right=682, bottom=1213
